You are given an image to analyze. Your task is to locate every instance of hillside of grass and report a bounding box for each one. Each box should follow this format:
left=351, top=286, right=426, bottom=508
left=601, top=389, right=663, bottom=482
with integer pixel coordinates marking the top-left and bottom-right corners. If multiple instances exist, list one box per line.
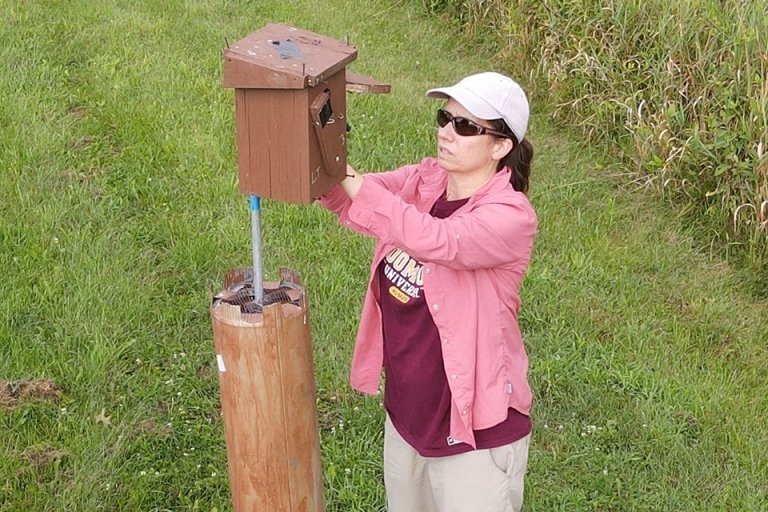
left=1, top=0, right=766, bottom=511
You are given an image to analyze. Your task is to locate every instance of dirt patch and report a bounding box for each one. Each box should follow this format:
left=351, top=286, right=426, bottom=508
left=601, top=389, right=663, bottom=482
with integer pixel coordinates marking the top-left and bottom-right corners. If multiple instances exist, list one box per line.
left=196, top=364, right=214, bottom=378
left=137, top=419, right=173, bottom=437
left=0, top=379, right=62, bottom=410
left=22, top=443, right=69, bottom=468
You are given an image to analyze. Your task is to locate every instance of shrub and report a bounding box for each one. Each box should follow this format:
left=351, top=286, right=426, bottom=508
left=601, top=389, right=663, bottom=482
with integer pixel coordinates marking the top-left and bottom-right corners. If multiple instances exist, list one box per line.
left=423, top=0, right=768, bottom=268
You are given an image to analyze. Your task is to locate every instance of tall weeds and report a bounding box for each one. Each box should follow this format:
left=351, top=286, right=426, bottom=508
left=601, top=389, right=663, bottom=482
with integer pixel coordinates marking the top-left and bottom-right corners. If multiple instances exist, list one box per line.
left=424, top=0, right=768, bottom=269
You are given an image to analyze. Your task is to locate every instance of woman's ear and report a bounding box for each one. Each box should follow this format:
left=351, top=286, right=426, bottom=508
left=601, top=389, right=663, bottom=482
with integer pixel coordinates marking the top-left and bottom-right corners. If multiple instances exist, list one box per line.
left=491, top=137, right=515, bottom=161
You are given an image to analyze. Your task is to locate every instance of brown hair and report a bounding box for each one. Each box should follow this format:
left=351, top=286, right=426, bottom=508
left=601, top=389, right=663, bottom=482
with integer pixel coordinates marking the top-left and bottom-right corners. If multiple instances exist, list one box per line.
left=490, top=120, right=534, bottom=194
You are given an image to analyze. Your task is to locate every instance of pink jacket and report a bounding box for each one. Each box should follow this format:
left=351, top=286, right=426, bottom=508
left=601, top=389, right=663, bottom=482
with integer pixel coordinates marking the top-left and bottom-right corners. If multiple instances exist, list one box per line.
left=320, top=157, right=537, bottom=448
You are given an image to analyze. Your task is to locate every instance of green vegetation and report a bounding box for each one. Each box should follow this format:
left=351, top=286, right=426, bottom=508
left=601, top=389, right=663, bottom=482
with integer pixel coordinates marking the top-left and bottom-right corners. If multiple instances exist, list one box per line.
left=425, top=0, right=768, bottom=278
left=2, top=0, right=766, bottom=510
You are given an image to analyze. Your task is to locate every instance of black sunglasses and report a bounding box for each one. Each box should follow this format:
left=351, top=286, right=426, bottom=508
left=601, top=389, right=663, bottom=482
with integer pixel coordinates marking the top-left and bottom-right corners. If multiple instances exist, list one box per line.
left=436, top=108, right=509, bottom=138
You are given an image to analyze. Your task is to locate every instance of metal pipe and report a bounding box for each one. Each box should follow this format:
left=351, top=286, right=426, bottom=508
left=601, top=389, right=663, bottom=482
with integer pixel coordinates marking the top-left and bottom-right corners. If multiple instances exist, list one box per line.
left=249, top=195, right=263, bottom=303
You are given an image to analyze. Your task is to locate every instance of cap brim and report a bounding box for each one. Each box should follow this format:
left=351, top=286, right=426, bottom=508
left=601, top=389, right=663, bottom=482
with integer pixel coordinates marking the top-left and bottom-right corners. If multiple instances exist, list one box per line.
left=426, top=86, right=502, bottom=121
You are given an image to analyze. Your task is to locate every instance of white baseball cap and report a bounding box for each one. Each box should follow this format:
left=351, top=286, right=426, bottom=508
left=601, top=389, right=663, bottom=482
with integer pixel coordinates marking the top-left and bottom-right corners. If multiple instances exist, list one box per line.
left=426, top=72, right=529, bottom=142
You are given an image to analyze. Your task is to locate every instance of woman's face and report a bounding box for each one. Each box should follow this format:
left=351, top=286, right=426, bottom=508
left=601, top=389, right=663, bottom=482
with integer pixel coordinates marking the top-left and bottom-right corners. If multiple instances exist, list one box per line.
left=436, top=99, right=512, bottom=177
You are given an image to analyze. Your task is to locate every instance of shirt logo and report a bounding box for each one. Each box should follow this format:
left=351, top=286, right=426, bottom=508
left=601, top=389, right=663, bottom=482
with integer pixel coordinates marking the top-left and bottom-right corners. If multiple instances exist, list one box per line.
left=382, top=248, right=424, bottom=304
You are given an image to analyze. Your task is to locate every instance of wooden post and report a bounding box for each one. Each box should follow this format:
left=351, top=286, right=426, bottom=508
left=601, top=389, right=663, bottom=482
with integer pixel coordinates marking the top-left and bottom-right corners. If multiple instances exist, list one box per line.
left=211, top=275, right=324, bottom=511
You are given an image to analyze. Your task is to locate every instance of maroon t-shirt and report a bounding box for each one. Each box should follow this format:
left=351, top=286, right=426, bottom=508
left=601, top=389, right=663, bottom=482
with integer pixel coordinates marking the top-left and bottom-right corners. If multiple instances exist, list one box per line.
left=380, top=195, right=531, bottom=457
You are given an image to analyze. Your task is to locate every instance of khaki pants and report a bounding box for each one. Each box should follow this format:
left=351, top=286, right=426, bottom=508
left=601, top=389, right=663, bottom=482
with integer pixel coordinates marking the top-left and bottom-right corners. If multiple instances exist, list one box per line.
left=384, top=415, right=530, bottom=512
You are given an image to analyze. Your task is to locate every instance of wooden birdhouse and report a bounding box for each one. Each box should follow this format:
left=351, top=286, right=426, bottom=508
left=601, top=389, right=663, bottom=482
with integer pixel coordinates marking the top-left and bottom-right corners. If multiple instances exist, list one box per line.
left=222, top=23, right=389, bottom=204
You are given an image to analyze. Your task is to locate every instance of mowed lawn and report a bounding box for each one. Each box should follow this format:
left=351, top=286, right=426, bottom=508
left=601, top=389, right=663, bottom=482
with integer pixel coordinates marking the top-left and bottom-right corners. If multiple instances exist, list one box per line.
left=1, top=0, right=767, bottom=511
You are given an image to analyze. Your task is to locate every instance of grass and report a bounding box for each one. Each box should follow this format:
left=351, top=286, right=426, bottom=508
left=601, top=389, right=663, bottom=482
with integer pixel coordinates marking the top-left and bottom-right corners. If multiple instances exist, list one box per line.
left=424, top=0, right=768, bottom=277
left=1, top=0, right=767, bottom=510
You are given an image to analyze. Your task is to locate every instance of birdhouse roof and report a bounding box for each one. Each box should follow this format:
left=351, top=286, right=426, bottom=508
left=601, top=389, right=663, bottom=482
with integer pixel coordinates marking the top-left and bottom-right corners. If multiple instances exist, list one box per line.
left=222, top=24, right=358, bottom=89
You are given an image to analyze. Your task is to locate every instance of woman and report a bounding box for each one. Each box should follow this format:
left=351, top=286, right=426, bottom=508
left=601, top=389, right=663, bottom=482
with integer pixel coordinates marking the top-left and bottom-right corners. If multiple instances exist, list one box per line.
left=320, top=72, right=537, bottom=512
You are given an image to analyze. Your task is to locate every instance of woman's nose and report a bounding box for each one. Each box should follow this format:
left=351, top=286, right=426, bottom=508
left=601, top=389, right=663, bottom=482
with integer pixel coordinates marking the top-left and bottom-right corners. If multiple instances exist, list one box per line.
left=438, top=122, right=454, bottom=140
